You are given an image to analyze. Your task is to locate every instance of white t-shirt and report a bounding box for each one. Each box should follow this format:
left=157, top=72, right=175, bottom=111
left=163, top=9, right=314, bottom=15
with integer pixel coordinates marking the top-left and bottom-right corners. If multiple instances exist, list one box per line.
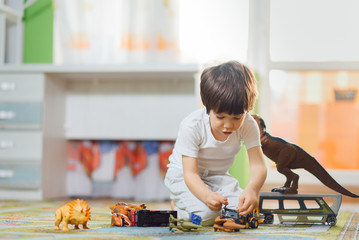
left=167, top=108, right=261, bottom=176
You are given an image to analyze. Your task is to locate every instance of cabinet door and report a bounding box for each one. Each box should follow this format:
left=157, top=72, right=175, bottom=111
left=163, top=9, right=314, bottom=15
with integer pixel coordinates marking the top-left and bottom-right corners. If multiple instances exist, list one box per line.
left=0, top=103, right=42, bottom=129
left=0, top=131, right=42, bottom=160
left=0, top=161, right=41, bottom=190
left=0, top=74, right=44, bottom=102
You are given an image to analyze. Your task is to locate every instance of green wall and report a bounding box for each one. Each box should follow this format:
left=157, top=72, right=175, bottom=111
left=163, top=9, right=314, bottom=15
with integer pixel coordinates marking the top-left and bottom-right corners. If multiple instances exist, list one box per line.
left=23, top=0, right=53, bottom=63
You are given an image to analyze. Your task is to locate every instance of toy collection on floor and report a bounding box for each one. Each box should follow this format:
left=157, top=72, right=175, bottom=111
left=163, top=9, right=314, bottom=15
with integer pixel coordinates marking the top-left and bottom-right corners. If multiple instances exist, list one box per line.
left=54, top=193, right=341, bottom=233
left=53, top=115, right=353, bottom=232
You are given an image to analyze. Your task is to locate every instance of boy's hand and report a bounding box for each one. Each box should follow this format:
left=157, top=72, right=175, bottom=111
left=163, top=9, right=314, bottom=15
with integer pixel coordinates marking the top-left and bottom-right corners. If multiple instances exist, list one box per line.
left=236, top=188, right=258, bottom=216
left=205, top=192, right=228, bottom=211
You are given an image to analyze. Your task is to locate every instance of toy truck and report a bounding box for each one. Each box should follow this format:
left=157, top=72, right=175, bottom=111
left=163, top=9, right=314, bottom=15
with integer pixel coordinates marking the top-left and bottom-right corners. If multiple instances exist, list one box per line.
left=221, top=206, right=265, bottom=229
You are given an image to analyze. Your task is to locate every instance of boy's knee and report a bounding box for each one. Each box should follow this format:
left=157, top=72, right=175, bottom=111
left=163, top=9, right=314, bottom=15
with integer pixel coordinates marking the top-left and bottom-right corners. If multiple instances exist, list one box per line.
left=193, top=209, right=220, bottom=226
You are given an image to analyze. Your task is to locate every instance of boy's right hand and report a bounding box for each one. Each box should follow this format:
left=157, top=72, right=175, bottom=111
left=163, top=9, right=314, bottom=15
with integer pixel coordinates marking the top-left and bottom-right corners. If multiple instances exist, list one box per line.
left=205, top=192, right=228, bottom=211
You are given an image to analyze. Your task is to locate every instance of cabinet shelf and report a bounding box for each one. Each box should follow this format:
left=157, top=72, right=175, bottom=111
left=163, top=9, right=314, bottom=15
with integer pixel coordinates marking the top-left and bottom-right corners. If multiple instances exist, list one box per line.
left=0, top=64, right=199, bottom=199
left=0, top=64, right=199, bottom=80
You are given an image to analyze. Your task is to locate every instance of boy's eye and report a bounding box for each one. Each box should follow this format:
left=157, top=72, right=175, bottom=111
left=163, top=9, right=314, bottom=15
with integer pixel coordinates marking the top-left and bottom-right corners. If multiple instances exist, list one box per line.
left=216, top=115, right=224, bottom=119
left=234, top=114, right=246, bottom=120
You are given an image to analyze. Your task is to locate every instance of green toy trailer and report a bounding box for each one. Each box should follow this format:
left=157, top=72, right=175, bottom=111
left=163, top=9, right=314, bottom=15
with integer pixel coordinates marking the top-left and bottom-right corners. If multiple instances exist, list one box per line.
left=259, top=192, right=341, bottom=226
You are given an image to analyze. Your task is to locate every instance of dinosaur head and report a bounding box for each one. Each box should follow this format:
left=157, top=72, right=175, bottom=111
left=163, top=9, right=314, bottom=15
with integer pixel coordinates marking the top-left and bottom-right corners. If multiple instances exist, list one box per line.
left=251, top=114, right=266, bottom=137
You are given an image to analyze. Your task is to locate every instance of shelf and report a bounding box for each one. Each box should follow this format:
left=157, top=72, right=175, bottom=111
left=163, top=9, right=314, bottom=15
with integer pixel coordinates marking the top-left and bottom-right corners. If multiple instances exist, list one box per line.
left=0, top=64, right=199, bottom=80
left=0, top=65, right=200, bottom=199
left=0, top=4, right=21, bottom=22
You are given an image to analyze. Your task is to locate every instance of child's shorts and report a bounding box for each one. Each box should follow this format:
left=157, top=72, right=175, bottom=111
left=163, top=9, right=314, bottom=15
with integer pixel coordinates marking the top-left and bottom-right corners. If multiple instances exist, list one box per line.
left=164, top=168, right=243, bottom=226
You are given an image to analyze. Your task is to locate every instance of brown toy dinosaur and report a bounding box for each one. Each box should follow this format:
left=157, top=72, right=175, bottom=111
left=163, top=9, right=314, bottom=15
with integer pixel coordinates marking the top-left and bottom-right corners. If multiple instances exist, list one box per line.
left=252, top=114, right=359, bottom=198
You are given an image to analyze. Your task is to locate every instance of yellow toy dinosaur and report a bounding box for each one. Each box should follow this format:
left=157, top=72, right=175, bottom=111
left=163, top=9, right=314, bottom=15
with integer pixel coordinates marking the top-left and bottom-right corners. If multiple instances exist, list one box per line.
left=54, top=199, right=91, bottom=232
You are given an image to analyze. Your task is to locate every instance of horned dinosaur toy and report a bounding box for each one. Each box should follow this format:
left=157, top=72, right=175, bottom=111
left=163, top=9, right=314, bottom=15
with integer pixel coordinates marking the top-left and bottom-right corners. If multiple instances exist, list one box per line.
left=252, top=114, right=359, bottom=198
left=54, top=199, right=91, bottom=232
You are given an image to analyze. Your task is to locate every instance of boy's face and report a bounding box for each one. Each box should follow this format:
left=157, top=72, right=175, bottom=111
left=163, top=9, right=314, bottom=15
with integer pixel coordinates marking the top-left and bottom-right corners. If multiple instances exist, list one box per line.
left=209, top=110, right=246, bottom=141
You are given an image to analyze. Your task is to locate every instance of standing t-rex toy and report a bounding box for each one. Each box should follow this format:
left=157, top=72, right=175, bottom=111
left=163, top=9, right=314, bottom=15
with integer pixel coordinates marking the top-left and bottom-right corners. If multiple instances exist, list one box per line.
left=252, top=114, right=359, bottom=198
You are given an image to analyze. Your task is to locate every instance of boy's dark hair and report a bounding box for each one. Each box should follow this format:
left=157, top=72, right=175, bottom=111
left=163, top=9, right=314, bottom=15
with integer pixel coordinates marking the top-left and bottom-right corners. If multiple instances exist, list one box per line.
left=200, top=60, right=257, bottom=115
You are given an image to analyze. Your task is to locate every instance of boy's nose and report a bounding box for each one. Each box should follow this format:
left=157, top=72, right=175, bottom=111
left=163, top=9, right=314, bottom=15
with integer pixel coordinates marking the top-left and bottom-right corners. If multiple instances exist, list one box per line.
left=224, top=121, right=233, bottom=129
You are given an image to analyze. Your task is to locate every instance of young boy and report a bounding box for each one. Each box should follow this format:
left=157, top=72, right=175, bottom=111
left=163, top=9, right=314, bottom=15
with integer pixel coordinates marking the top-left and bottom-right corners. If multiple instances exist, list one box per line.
left=164, top=61, right=267, bottom=226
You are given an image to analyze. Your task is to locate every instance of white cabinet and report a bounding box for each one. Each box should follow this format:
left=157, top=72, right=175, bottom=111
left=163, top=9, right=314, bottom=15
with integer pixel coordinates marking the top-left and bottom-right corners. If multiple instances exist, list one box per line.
left=0, top=74, right=43, bottom=199
left=0, top=64, right=198, bottom=199
left=0, top=73, right=67, bottom=199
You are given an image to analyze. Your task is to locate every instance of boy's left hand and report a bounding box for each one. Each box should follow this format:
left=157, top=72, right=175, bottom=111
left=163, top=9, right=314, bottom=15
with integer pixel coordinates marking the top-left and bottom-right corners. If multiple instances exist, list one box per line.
left=236, top=187, right=258, bottom=216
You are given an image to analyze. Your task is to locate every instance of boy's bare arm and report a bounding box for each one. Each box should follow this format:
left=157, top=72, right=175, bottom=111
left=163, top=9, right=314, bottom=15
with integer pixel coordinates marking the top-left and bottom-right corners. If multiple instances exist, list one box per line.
left=247, top=146, right=267, bottom=193
left=182, top=155, right=228, bottom=211
left=237, top=146, right=267, bottom=215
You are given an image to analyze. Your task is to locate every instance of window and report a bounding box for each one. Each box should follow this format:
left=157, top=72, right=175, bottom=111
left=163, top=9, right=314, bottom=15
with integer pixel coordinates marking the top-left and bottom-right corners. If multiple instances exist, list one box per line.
left=266, top=1, right=359, bottom=173
left=179, top=0, right=249, bottom=63
left=270, top=0, right=359, bottom=61
left=269, top=70, right=359, bottom=170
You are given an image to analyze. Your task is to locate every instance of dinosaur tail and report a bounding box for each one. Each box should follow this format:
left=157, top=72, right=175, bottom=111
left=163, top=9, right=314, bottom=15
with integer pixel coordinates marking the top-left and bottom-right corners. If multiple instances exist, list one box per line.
left=304, top=157, right=359, bottom=198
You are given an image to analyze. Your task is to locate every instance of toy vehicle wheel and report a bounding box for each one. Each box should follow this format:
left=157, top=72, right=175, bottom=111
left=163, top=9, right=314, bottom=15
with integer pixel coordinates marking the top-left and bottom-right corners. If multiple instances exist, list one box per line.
left=326, top=215, right=337, bottom=226
left=264, top=214, right=274, bottom=224
left=250, top=219, right=259, bottom=228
